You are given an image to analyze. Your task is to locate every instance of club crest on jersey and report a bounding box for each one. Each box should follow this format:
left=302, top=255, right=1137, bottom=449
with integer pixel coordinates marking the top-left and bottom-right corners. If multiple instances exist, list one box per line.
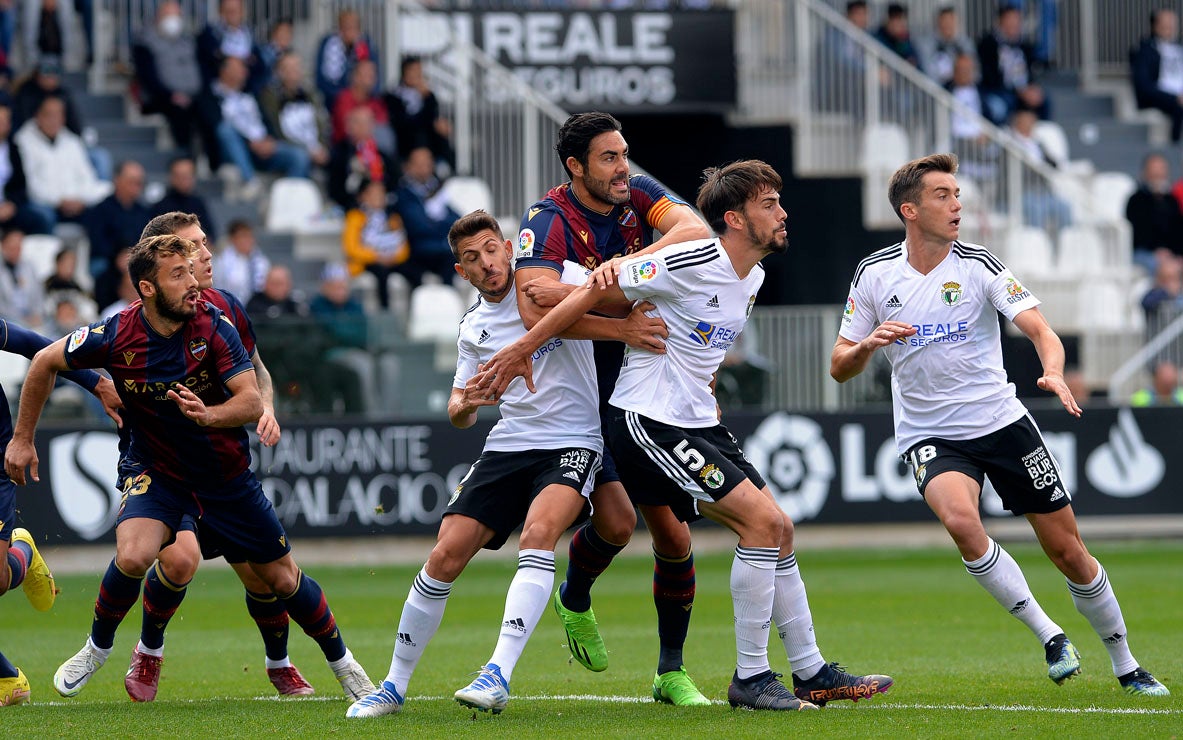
left=699, top=463, right=725, bottom=489
left=67, top=326, right=89, bottom=353
left=517, top=228, right=536, bottom=257
left=630, top=260, right=659, bottom=282
left=188, top=337, right=208, bottom=361
left=940, top=281, right=962, bottom=306
left=618, top=207, right=637, bottom=228
left=746, top=295, right=756, bottom=318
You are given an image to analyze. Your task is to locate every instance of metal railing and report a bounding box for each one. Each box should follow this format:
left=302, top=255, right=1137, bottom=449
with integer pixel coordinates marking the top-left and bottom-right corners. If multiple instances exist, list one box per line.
left=1108, top=304, right=1183, bottom=402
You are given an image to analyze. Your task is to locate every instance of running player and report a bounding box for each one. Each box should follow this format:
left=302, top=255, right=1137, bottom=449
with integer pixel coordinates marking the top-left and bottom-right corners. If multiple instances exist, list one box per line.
left=0, top=320, right=120, bottom=706
left=830, top=152, right=1168, bottom=696
left=481, top=160, right=893, bottom=710
left=4, top=234, right=375, bottom=702
left=120, top=212, right=313, bottom=701
left=346, top=211, right=604, bottom=718
left=516, top=111, right=713, bottom=704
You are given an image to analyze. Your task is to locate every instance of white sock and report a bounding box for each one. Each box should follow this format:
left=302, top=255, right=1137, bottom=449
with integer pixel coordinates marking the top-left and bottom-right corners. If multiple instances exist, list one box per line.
left=773, top=553, right=825, bottom=680
left=732, top=546, right=778, bottom=680
left=385, top=567, right=452, bottom=696
left=264, top=656, right=291, bottom=670
left=1067, top=560, right=1138, bottom=677
left=328, top=648, right=356, bottom=674
left=86, top=637, right=111, bottom=664
left=964, top=539, right=1062, bottom=645
left=488, top=549, right=555, bottom=683
left=135, top=640, right=164, bottom=659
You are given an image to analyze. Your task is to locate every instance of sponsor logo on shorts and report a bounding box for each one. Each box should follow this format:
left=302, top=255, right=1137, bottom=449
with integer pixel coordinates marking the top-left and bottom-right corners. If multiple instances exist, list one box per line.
left=699, top=463, right=725, bottom=490
left=1021, top=446, right=1058, bottom=490
left=559, top=449, right=591, bottom=478
left=940, top=281, right=962, bottom=306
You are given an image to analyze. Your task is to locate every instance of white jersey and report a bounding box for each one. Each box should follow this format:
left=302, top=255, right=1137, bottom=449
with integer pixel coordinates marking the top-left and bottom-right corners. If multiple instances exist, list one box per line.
left=454, top=261, right=601, bottom=453
left=610, top=239, right=764, bottom=428
left=839, top=240, right=1041, bottom=454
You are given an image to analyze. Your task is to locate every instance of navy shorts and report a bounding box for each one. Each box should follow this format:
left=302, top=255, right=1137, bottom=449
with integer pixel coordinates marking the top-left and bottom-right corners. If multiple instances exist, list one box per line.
left=605, top=410, right=766, bottom=523
left=117, top=459, right=291, bottom=564
left=0, top=472, right=14, bottom=542
left=904, top=414, right=1072, bottom=516
left=447, top=447, right=600, bottom=551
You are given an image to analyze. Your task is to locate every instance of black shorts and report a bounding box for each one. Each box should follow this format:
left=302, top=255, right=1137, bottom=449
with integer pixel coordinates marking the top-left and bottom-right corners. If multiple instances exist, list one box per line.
left=446, top=447, right=600, bottom=551
left=604, top=410, right=766, bottom=523
left=904, top=414, right=1071, bottom=516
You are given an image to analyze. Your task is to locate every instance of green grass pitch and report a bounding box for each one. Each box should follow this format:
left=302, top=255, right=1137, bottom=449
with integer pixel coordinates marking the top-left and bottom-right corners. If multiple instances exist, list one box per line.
left=3, top=540, right=1180, bottom=737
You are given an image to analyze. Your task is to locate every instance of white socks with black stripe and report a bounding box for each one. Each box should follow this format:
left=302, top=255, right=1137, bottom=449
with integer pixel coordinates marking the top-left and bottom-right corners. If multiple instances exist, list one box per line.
left=386, top=567, right=453, bottom=696
left=1067, top=560, right=1137, bottom=676
left=732, top=546, right=778, bottom=680
left=488, top=550, right=556, bottom=683
left=963, top=539, right=1062, bottom=645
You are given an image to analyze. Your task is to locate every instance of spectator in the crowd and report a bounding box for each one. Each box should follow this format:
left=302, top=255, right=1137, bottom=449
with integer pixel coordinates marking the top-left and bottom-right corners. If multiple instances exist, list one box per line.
left=260, top=51, right=331, bottom=170
left=258, top=18, right=294, bottom=87
left=329, top=106, right=398, bottom=211
left=43, top=245, right=82, bottom=292
left=0, top=100, right=52, bottom=235
left=316, top=8, right=376, bottom=109
left=1008, top=109, right=1072, bottom=230
left=45, top=293, right=84, bottom=335
left=196, top=0, right=264, bottom=92
left=948, top=53, right=999, bottom=183
left=343, top=178, right=408, bottom=310
left=1142, top=252, right=1183, bottom=323
left=386, top=55, right=453, bottom=169
left=41, top=244, right=95, bottom=321
left=12, top=56, right=112, bottom=180
left=151, top=155, right=218, bottom=241
left=132, top=0, right=203, bottom=155
left=1131, top=359, right=1183, bottom=406
left=95, top=245, right=131, bottom=315
left=197, top=56, right=311, bottom=201
left=22, top=0, right=70, bottom=71
left=84, top=159, right=150, bottom=280
left=212, top=218, right=269, bottom=303
left=246, top=263, right=305, bottom=319
left=978, top=4, right=1049, bottom=125
left=395, top=146, right=460, bottom=287
left=1132, top=9, right=1183, bottom=144
left=309, top=261, right=367, bottom=414
left=917, top=5, right=976, bottom=86
left=331, top=59, right=395, bottom=155
left=875, top=3, right=919, bottom=67
left=14, top=95, right=111, bottom=230
left=1128, top=153, right=1183, bottom=270
left=0, top=228, right=42, bottom=326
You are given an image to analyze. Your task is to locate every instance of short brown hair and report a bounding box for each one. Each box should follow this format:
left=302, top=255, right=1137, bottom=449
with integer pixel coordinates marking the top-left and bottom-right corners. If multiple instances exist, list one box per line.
left=128, top=234, right=197, bottom=299
left=141, top=211, right=200, bottom=240
left=887, top=153, right=958, bottom=223
left=696, top=160, right=783, bottom=234
left=447, top=210, right=503, bottom=261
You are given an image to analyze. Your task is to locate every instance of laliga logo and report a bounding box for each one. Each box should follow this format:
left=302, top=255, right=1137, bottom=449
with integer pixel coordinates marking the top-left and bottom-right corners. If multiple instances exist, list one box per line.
left=48, top=432, right=122, bottom=540
left=744, top=412, right=834, bottom=521
left=1085, top=409, right=1164, bottom=498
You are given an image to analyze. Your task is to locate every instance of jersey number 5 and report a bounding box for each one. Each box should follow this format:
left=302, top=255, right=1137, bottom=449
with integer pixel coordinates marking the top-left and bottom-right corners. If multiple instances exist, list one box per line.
left=674, top=440, right=706, bottom=472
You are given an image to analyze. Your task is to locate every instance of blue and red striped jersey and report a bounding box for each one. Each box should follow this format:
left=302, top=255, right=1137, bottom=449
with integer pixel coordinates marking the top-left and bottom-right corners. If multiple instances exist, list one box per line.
left=128, top=287, right=257, bottom=356
left=64, top=302, right=255, bottom=488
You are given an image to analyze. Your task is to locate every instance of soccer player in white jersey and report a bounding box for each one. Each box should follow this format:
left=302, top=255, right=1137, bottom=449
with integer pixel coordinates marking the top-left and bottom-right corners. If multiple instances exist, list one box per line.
left=831, top=153, right=1169, bottom=697
left=480, top=160, right=893, bottom=711
left=345, top=211, right=605, bottom=718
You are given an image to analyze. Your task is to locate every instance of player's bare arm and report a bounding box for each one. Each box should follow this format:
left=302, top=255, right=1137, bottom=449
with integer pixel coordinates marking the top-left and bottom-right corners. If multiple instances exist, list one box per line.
left=167, top=370, right=263, bottom=427
left=250, top=348, right=281, bottom=446
left=587, top=203, right=709, bottom=289
left=447, top=380, right=499, bottom=430
left=830, top=321, right=918, bottom=383
left=5, top=336, right=72, bottom=484
left=92, top=375, right=124, bottom=427
left=515, top=266, right=666, bottom=349
left=1012, top=307, right=1082, bottom=418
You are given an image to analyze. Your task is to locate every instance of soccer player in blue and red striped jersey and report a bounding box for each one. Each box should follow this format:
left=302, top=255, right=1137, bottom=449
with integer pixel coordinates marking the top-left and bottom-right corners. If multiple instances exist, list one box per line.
left=515, top=112, right=715, bottom=704
left=0, top=319, right=120, bottom=706
left=4, top=234, right=375, bottom=702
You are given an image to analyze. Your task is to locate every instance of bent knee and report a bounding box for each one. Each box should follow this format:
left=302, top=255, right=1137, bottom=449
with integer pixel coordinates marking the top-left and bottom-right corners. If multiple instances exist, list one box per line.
left=158, top=548, right=201, bottom=584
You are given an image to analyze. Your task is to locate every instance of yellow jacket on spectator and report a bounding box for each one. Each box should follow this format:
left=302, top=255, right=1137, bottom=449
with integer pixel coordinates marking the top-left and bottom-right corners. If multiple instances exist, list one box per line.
left=342, top=207, right=410, bottom=276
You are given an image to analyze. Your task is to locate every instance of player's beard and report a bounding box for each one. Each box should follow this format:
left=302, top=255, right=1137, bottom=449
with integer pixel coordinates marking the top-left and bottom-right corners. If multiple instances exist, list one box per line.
left=583, top=171, right=630, bottom=208
left=748, top=220, right=788, bottom=254
left=154, top=285, right=198, bottom=322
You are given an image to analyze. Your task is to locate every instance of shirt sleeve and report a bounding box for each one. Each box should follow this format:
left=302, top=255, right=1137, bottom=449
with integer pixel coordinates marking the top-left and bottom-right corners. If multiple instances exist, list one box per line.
left=453, top=333, right=479, bottom=389
left=213, top=311, right=255, bottom=383
left=63, top=317, right=116, bottom=371
left=218, top=289, right=258, bottom=356
left=987, top=267, right=1041, bottom=321
left=1, top=319, right=103, bottom=391
left=628, top=174, right=690, bottom=228
left=514, top=206, right=568, bottom=272
left=616, top=251, right=679, bottom=302
left=837, top=279, right=878, bottom=343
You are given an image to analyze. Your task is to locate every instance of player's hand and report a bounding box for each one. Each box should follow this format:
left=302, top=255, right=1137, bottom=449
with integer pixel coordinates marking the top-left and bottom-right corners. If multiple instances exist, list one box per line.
left=257, top=408, right=281, bottom=446
left=474, top=347, right=536, bottom=400
left=93, top=375, right=124, bottom=428
left=4, top=438, right=39, bottom=485
left=522, top=277, right=575, bottom=309
left=620, top=301, right=667, bottom=353
left=586, top=258, right=625, bottom=290
left=862, top=320, right=917, bottom=350
left=461, top=374, right=502, bottom=412
left=167, top=384, right=213, bottom=426
left=1037, top=374, right=1082, bottom=418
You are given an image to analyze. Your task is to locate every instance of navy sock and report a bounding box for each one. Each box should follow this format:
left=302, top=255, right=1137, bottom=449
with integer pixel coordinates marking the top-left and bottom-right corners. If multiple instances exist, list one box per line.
left=277, top=571, right=345, bottom=663
left=92, top=559, right=144, bottom=650
left=245, top=588, right=290, bottom=661
left=561, top=523, right=625, bottom=612
left=139, top=563, right=189, bottom=651
left=6, top=540, right=31, bottom=589
left=0, top=650, right=16, bottom=678
left=654, top=548, right=695, bottom=675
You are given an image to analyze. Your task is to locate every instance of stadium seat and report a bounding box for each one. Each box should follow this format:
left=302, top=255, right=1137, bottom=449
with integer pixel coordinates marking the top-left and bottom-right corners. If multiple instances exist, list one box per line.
left=1077, top=281, right=1129, bottom=331
left=861, top=124, right=911, bottom=229
left=407, top=284, right=466, bottom=343
left=1032, top=121, right=1070, bottom=166
left=265, top=178, right=324, bottom=233
left=0, top=352, right=29, bottom=395
left=1003, top=226, right=1055, bottom=278
left=1088, top=172, right=1137, bottom=225
left=1056, top=225, right=1106, bottom=277
left=20, top=234, right=64, bottom=283
left=441, top=177, right=494, bottom=216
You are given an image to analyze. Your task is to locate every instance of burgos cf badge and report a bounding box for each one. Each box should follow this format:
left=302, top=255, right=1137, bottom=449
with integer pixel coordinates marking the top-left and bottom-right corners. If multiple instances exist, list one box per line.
left=699, top=463, right=725, bottom=490
left=941, top=281, right=962, bottom=306
left=618, top=206, right=637, bottom=228
left=188, top=337, right=208, bottom=361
